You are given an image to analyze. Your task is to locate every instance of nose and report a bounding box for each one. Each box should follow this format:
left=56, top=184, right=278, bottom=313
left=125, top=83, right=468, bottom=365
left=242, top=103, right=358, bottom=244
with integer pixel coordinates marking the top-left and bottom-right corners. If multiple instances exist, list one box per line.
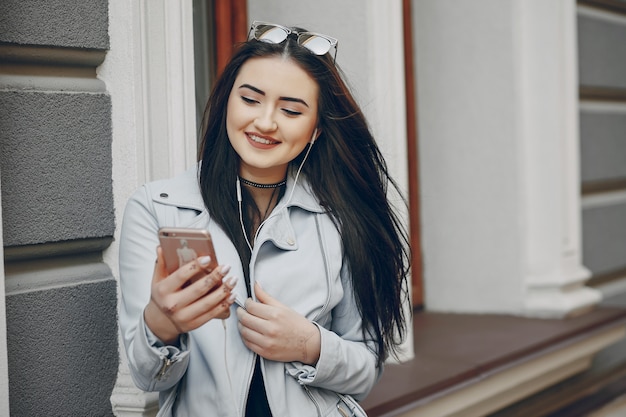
left=254, top=109, right=278, bottom=132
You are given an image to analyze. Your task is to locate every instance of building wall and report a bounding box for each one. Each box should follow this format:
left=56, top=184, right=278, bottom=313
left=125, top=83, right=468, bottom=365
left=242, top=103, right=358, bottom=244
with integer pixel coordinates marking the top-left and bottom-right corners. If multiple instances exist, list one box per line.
left=0, top=1, right=118, bottom=415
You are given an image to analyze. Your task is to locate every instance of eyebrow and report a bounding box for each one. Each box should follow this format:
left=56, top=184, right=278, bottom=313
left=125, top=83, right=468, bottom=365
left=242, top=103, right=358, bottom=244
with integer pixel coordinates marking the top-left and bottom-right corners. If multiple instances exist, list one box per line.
left=238, top=83, right=309, bottom=108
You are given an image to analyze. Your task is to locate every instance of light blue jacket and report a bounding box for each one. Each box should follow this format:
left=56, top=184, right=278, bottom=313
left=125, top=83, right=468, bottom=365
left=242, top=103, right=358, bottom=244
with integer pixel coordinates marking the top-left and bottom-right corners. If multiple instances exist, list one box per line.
left=118, top=164, right=379, bottom=416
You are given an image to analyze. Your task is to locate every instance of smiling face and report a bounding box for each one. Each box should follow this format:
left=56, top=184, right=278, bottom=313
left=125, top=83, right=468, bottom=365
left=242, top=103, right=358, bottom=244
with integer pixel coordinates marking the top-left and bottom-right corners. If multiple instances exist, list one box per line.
left=226, top=56, right=320, bottom=183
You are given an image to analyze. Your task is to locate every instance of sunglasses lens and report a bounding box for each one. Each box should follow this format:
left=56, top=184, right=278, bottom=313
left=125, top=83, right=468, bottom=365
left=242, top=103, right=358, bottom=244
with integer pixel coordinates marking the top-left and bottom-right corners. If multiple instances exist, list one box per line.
left=249, top=22, right=337, bottom=61
left=254, top=25, right=289, bottom=44
left=298, top=34, right=332, bottom=55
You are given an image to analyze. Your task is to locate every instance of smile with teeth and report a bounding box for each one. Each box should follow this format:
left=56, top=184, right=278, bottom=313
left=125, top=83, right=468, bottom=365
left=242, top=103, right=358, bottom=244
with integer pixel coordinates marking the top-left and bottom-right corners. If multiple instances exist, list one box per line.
left=248, top=133, right=279, bottom=145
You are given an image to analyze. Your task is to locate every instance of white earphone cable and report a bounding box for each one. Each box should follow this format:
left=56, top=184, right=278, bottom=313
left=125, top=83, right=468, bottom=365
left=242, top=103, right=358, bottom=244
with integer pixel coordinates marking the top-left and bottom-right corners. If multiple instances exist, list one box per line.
left=222, top=319, right=241, bottom=416
left=236, top=128, right=317, bottom=251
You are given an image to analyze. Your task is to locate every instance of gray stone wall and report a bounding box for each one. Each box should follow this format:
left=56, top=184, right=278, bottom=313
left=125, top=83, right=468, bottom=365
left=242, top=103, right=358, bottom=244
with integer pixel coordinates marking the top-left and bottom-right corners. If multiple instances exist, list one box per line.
left=0, top=1, right=117, bottom=415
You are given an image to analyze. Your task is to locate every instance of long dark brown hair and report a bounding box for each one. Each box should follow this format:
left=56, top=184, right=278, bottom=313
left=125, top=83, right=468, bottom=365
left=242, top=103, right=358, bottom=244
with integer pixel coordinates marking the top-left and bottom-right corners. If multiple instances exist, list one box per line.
left=198, top=31, right=410, bottom=366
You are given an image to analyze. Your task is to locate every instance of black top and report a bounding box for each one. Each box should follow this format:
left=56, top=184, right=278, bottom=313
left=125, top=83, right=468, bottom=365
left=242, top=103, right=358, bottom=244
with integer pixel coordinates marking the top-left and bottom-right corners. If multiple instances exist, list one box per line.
left=245, top=358, right=272, bottom=416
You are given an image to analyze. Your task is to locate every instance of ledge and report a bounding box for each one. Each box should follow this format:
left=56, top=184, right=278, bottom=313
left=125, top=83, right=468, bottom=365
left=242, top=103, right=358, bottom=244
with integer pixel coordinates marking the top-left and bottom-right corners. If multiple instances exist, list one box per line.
left=3, top=237, right=114, bottom=262
left=0, top=43, right=107, bottom=66
left=362, top=304, right=626, bottom=417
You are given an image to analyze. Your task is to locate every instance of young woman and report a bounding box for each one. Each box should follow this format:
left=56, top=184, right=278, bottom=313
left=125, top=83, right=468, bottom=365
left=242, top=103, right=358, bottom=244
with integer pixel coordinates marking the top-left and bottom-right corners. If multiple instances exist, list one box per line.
left=119, top=21, right=410, bottom=417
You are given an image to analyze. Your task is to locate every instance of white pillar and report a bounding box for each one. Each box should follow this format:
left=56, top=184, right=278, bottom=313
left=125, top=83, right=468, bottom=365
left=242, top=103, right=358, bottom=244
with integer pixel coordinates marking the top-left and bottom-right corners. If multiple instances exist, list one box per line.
left=518, top=0, right=600, bottom=317
left=101, top=0, right=197, bottom=415
left=0, top=175, right=11, bottom=417
left=415, top=0, right=600, bottom=317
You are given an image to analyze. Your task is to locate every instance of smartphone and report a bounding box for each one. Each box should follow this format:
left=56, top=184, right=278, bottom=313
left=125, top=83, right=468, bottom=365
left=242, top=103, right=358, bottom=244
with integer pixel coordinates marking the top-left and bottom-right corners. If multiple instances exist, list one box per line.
left=158, top=227, right=219, bottom=276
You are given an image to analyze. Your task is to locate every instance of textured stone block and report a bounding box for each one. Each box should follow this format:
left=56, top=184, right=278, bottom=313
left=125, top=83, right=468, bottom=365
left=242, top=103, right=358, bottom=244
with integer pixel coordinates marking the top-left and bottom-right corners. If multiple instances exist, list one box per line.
left=0, top=0, right=109, bottom=49
left=0, top=90, right=114, bottom=247
left=6, top=278, right=118, bottom=417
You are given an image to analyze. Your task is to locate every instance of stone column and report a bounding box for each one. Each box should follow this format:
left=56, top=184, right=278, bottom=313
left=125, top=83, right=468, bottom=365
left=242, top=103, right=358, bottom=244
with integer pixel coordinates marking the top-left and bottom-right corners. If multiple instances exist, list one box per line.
left=0, top=0, right=118, bottom=415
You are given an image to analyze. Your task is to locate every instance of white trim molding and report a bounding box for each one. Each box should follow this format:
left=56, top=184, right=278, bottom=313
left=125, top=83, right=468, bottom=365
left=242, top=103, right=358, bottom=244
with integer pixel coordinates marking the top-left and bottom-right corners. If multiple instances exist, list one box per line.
left=111, top=350, right=158, bottom=417
left=103, top=0, right=197, bottom=415
left=138, top=0, right=198, bottom=183
left=0, top=173, right=11, bottom=417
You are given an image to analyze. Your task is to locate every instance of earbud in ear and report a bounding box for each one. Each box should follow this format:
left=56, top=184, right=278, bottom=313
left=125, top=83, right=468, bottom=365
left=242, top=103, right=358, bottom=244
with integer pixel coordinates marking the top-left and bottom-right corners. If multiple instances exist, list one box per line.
left=310, top=128, right=318, bottom=144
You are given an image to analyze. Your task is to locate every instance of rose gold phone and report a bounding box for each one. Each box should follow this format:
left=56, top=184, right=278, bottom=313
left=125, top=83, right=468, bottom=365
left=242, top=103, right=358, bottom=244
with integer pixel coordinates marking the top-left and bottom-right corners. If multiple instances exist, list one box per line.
left=158, top=228, right=219, bottom=276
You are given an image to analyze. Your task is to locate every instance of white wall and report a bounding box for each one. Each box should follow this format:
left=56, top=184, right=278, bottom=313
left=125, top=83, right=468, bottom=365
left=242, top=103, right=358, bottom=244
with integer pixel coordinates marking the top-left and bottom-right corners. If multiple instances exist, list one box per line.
left=414, top=0, right=524, bottom=311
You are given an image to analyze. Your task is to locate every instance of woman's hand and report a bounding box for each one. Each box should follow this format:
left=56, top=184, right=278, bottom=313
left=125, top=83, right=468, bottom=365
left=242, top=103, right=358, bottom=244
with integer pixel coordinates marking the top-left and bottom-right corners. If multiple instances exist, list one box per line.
left=144, top=246, right=237, bottom=344
left=237, top=282, right=321, bottom=366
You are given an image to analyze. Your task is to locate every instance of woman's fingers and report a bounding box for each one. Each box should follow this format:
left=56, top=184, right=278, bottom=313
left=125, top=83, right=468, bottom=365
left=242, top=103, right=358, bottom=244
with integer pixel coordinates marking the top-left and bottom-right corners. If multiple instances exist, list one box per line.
left=177, top=264, right=232, bottom=306
left=147, top=242, right=241, bottom=341
left=187, top=289, right=237, bottom=325
left=236, top=283, right=321, bottom=365
left=173, top=273, right=239, bottom=326
left=151, top=246, right=169, bottom=282
left=158, top=256, right=217, bottom=294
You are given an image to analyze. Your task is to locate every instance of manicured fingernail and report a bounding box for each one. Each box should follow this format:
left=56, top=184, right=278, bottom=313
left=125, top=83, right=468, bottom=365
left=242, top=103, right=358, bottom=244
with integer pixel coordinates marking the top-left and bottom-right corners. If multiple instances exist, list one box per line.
left=222, top=276, right=238, bottom=287
left=198, top=256, right=212, bottom=265
left=220, top=264, right=231, bottom=275
left=228, top=293, right=237, bottom=303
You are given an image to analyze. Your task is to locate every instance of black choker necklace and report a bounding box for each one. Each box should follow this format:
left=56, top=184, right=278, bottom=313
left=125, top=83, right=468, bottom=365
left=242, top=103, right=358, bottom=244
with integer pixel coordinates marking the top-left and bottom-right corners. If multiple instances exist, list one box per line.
left=239, top=176, right=286, bottom=189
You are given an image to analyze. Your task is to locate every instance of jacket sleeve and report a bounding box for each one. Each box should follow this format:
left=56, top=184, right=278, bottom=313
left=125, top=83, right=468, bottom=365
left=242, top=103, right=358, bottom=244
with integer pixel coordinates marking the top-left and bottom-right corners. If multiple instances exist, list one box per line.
left=286, top=262, right=382, bottom=401
left=118, top=186, right=190, bottom=392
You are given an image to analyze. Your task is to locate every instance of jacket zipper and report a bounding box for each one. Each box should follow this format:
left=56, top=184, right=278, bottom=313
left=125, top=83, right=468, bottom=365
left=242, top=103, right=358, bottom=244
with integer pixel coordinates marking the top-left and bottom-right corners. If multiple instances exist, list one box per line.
left=337, top=406, right=351, bottom=417
left=240, top=354, right=257, bottom=415
left=303, top=385, right=322, bottom=417
left=156, top=357, right=172, bottom=380
left=251, top=211, right=326, bottom=417
left=312, top=214, right=331, bottom=321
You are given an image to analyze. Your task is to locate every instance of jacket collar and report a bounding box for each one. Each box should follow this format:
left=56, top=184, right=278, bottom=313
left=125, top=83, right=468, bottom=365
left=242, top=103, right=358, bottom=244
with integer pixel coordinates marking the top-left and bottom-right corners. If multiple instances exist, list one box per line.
left=151, top=165, right=206, bottom=211
left=151, top=163, right=325, bottom=214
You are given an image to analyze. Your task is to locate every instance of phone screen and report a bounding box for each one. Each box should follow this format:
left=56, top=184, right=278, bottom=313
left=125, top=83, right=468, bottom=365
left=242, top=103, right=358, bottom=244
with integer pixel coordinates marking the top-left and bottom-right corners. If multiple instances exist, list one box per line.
left=158, top=228, right=218, bottom=275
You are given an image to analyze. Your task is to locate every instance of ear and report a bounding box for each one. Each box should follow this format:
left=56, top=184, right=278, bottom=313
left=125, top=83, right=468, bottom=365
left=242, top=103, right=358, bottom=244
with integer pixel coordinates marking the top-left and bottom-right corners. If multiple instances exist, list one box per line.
left=310, top=127, right=321, bottom=144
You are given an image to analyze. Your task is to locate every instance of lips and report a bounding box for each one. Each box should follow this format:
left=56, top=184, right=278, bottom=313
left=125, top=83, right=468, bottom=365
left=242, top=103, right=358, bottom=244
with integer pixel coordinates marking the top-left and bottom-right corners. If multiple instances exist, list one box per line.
left=246, top=132, right=280, bottom=149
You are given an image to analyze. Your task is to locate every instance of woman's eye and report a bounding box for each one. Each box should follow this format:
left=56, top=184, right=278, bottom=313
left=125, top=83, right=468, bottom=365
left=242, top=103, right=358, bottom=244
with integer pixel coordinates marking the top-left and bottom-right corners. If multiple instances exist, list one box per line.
left=241, top=96, right=258, bottom=104
left=282, top=108, right=302, bottom=116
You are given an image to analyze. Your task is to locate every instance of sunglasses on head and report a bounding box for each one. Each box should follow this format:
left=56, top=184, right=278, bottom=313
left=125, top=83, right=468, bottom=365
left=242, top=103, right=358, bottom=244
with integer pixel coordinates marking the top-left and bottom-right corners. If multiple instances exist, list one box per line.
left=248, top=21, right=339, bottom=63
